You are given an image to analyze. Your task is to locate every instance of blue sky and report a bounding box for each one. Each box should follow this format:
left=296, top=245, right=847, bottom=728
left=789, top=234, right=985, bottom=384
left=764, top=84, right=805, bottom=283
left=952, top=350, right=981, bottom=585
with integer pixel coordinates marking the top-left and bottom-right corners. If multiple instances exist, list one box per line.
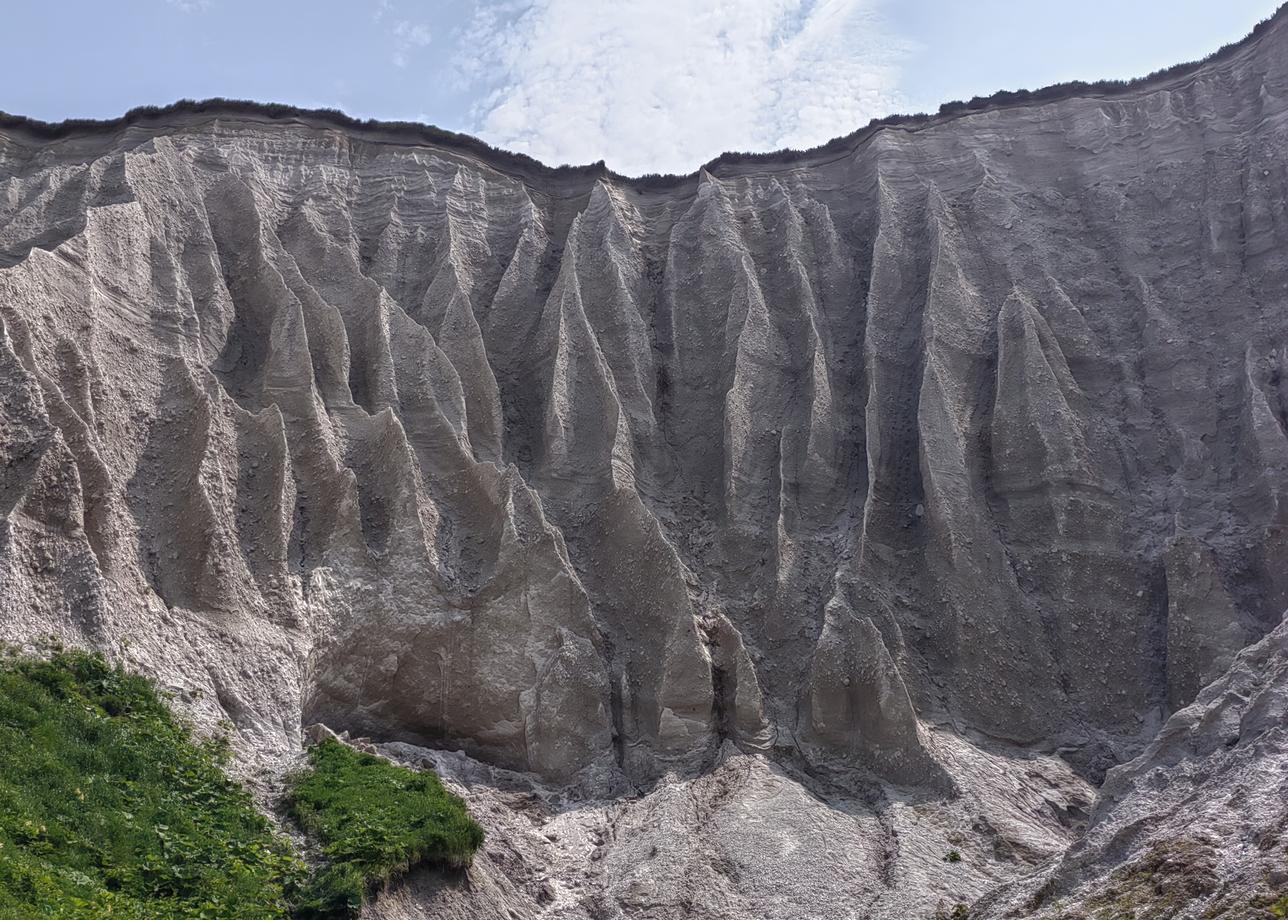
left=4, top=0, right=1279, bottom=175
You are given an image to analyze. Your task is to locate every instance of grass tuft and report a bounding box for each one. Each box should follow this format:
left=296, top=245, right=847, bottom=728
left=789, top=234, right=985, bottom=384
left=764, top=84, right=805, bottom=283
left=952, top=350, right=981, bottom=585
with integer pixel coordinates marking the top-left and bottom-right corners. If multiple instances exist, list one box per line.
left=285, top=739, right=484, bottom=919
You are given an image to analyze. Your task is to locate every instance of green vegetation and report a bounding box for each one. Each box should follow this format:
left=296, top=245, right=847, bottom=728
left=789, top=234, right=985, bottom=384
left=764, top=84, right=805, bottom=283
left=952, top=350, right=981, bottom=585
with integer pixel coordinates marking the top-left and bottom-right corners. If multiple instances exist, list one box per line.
left=945, top=849, right=962, bottom=863
left=0, top=648, right=484, bottom=920
left=285, top=738, right=484, bottom=919
left=1242, top=892, right=1288, bottom=919
left=0, top=647, right=303, bottom=919
left=1078, top=838, right=1219, bottom=920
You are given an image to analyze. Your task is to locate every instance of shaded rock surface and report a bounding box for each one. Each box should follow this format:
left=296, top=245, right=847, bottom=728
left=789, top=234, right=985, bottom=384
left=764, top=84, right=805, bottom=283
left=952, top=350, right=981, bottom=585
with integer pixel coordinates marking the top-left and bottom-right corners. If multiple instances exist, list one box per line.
left=361, top=736, right=1091, bottom=920
left=975, top=617, right=1288, bottom=919
left=2, top=7, right=1288, bottom=918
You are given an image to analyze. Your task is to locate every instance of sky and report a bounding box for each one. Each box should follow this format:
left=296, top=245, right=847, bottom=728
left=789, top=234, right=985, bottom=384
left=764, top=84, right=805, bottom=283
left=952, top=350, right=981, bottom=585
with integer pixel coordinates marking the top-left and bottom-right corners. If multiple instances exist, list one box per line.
left=3, top=0, right=1280, bottom=176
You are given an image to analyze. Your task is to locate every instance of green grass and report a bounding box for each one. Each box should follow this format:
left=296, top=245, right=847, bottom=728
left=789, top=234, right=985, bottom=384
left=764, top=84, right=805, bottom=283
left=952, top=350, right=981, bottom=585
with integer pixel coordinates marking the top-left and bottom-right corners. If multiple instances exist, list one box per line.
left=284, top=738, right=485, bottom=919
left=0, top=648, right=304, bottom=919
left=0, top=648, right=483, bottom=919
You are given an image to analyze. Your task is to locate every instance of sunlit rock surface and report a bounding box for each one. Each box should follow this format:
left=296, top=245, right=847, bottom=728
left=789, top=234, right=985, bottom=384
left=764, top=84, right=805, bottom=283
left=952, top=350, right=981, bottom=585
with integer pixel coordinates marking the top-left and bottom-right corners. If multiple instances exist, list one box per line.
left=2, top=7, right=1287, bottom=917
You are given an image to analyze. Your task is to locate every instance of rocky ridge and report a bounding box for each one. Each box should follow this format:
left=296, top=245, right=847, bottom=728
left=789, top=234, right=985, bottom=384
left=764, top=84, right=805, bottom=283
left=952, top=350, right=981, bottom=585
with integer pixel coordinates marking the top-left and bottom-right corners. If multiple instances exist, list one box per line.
left=2, top=7, right=1288, bottom=918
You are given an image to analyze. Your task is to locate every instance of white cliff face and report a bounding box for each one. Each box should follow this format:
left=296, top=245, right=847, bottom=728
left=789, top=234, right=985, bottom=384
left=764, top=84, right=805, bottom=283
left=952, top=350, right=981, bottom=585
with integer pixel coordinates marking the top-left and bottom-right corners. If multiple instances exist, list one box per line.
left=2, top=8, right=1288, bottom=918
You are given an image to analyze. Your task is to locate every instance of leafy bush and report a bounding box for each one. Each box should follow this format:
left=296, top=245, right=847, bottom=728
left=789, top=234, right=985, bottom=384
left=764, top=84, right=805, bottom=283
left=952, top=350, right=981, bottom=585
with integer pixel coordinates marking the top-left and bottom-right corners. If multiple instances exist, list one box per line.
left=0, top=648, right=304, bottom=919
left=945, top=849, right=962, bottom=863
left=285, top=739, right=484, bottom=919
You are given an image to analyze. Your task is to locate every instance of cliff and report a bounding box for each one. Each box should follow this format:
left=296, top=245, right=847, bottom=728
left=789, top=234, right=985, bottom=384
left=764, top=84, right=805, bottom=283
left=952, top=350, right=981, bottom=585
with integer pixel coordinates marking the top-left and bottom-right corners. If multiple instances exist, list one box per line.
left=2, top=6, right=1287, bottom=917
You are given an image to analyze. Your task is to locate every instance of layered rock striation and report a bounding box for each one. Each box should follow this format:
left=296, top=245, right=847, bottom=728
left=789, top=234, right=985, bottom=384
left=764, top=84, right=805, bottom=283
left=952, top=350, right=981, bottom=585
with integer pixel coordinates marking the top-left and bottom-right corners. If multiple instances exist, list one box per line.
left=2, top=7, right=1288, bottom=917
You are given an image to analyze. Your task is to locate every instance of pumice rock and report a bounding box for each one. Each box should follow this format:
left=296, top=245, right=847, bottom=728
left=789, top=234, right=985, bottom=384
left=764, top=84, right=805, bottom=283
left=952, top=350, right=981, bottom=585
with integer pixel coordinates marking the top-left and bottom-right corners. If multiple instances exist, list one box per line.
left=3, top=5, right=1288, bottom=917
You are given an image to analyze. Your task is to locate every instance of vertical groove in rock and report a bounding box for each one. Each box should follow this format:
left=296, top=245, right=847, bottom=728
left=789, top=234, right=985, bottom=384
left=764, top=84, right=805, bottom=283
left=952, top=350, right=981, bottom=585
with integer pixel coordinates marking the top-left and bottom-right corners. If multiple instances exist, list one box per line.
left=4, top=12, right=1288, bottom=803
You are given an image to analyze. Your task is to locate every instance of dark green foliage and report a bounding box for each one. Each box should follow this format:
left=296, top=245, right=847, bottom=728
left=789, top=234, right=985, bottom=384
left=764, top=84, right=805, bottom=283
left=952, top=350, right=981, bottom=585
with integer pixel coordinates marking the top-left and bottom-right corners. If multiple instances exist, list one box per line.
left=0, top=648, right=304, bottom=919
left=285, top=739, right=484, bottom=919
left=945, top=849, right=962, bottom=863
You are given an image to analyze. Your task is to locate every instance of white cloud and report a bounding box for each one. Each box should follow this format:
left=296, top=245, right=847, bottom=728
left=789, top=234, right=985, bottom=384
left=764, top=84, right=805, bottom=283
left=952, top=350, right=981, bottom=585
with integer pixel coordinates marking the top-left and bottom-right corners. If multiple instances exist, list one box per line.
left=393, top=19, right=433, bottom=68
left=166, top=0, right=211, bottom=11
left=377, top=3, right=432, bottom=68
left=396, top=20, right=434, bottom=47
left=458, top=0, right=909, bottom=175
